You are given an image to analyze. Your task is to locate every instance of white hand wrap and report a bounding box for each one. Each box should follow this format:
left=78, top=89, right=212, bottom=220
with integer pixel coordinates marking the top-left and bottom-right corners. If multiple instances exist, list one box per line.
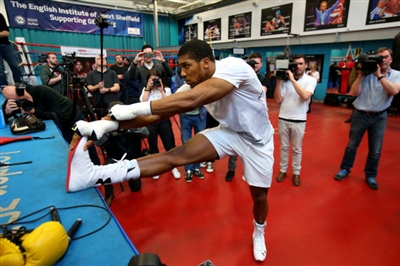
left=109, top=102, right=152, bottom=121
left=73, top=120, right=119, bottom=140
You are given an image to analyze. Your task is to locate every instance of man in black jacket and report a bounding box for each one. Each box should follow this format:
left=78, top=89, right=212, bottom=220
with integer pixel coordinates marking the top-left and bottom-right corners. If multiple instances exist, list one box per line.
left=127, top=44, right=174, bottom=89
left=2, top=83, right=82, bottom=143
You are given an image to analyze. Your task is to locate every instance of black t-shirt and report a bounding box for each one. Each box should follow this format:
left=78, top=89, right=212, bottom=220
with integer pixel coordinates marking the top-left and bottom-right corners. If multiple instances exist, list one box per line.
left=110, top=64, right=129, bottom=88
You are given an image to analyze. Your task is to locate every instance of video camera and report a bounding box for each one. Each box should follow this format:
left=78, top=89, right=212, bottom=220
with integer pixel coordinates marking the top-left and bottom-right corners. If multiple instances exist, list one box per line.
left=60, top=52, right=77, bottom=73
left=95, top=14, right=113, bottom=29
left=357, top=52, right=384, bottom=75
left=275, top=52, right=298, bottom=81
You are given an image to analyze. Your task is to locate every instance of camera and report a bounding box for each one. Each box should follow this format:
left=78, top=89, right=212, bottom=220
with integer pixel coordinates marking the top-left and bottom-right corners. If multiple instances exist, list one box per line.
left=95, top=14, right=113, bottom=29
left=241, top=55, right=257, bottom=69
left=60, top=52, right=77, bottom=73
left=152, top=77, right=161, bottom=87
left=15, top=82, right=26, bottom=97
left=15, top=98, right=34, bottom=112
left=37, top=54, right=47, bottom=64
left=357, top=52, right=384, bottom=75
left=246, top=59, right=257, bottom=69
left=144, top=52, right=154, bottom=59
left=275, top=52, right=298, bottom=81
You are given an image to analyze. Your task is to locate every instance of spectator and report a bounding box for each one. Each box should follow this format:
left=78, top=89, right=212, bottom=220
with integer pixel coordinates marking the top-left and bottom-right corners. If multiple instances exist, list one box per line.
left=127, top=44, right=174, bottom=90
left=110, top=54, right=129, bottom=103
left=306, top=63, right=320, bottom=113
left=125, top=59, right=143, bottom=104
left=140, top=68, right=181, bottom=180
left=86, top=55, right=119, bottom=116
left=73, top=61, right=87, bottom=78
left=40, top=53, right=66, bottom=96
left=0, top=13, right=22, bottom=87
left=174, top=68, right=207, bottom=182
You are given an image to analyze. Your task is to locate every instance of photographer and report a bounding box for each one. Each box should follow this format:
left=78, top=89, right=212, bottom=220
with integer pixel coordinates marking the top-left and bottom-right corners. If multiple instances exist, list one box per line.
left=86, top=55, right=119, bottom=115
left=40, top=53, right=66, bottom=96
left=127, top=44, right=174, bottom=90
left=274, top=54, right=317, bottom=187
left=334, top=47, right=400, bottom=190
left=2, top=83, right=83, bottom=143
left=140, top=68, right=181, bottom=180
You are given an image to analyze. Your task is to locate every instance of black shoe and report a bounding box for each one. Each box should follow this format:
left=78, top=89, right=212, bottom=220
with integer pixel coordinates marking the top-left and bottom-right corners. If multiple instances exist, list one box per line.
left=225, top=170, right=235, bottom=181
left=366, top=177, right=378, bottom=190
left=185, top=170, right=193, bottom=183
left=193, top=169, right=205, bottom=179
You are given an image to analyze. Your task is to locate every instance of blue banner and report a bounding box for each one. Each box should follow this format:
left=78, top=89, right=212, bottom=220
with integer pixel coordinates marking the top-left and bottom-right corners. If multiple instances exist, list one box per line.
left=4, top=0, right=143, bottom=37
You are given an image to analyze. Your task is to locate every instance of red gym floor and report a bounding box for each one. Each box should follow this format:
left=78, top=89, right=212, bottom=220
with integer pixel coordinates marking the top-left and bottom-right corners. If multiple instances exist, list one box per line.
left=105, top=99, right=400, bottom=265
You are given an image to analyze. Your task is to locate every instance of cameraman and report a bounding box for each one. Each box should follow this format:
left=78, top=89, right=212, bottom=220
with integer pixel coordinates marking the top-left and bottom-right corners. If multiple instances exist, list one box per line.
left=140, top=68, right=181, bottom=180
left=334, top=47, right=400, bottom=190
left=2, top=83, right=83, bottom=143
left=274, top=54, right=317, bottom=187
left=247, top=52, right=268, bottom=93
left=40, top=53, right=66, bottom=96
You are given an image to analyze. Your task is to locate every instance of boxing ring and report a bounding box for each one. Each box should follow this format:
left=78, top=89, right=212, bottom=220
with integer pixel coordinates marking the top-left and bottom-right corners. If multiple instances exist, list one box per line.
left=0, top=92, right=139, bottom=265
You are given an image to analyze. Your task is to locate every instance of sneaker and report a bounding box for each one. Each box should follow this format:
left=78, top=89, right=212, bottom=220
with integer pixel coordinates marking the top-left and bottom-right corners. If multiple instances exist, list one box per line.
left=185, top=170, right=193, bottom=183
left=153, top=175, right=160, bottom=180
left=334, top=169, right=350, bottom=180
left=200, top=162, right=207, bottom=168
left=66, top=136, right=139, bottom=192
left=206, top=162, right=214, bottom=173
left=193, top=169, right=205, bottom=179
left=366, top=177, right=378, bottom=190
left=172, top=168, right=181, bottom=179
left=225, top=170, right=235, bottom=181
left=253, top=221, right=267, bottom=261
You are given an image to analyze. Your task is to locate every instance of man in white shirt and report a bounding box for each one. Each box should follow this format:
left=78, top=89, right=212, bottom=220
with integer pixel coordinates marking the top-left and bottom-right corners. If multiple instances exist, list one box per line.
left=68, top=39, right=274, bottom=262
left=274, top=54, right=317, bottom=186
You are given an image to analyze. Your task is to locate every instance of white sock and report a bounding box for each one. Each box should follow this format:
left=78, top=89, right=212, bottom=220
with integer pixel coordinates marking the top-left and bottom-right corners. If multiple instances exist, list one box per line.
left=254, top=220, right=267, bottom=230
left=125, top=159, right=141, bottom=180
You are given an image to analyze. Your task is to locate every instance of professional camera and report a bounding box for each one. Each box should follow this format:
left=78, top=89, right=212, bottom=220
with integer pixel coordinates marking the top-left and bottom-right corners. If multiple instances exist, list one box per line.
left=15, top=98, right=34, bottom=112
left=37, top=54, right=47, bottom=64
left=275, top=52, right=298, bottom=81
left=152, top=77, right=161, bottom=87
left=60, top=52, right=77, bottom=73
left=95, top=14, right=113, bottom=29
left=357, top=52, right=384, bottom=75
left=242, top=55, right=257, bottom=69
left=15, top=82, right=26, bottom=97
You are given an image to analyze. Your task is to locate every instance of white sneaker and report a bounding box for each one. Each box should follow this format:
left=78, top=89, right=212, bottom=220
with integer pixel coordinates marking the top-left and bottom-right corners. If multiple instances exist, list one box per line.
left=172, top=168, right=181, bottom=179
left=200, top=162, right=207, bottom=168
left=66, top=136, right=139, bottom=192
left=206, top=162, right=214, bottom=173
left=253, top=221, right=267, bottom=261
left=153, top=175, right=160, bottom=180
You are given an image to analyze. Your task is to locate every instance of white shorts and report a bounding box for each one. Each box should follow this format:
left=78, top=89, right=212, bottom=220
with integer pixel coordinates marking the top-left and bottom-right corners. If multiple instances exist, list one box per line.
left=200, top=126, right=274, bottom=188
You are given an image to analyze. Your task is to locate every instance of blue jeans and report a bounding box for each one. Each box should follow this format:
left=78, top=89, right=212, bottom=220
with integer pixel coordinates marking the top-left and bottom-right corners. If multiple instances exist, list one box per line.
left=340, top=109, right=387, bottom=178
left=0, top=44, right=22, bottom=86
left=180, top=113, right=206, bottom=171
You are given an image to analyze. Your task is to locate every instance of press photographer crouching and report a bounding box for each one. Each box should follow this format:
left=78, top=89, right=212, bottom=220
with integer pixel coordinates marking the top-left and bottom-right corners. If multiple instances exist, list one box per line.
left=2, top=83, right=84, bottom=143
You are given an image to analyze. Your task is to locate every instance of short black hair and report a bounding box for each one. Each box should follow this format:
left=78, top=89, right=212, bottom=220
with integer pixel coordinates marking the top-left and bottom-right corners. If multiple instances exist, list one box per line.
left=178, top=39, right=215, bottom=63
left=142, top=44, right=153, bottom=51
left=249, top=52, right=262, bottom=60
left=293, top=54, right=306, bottom=61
